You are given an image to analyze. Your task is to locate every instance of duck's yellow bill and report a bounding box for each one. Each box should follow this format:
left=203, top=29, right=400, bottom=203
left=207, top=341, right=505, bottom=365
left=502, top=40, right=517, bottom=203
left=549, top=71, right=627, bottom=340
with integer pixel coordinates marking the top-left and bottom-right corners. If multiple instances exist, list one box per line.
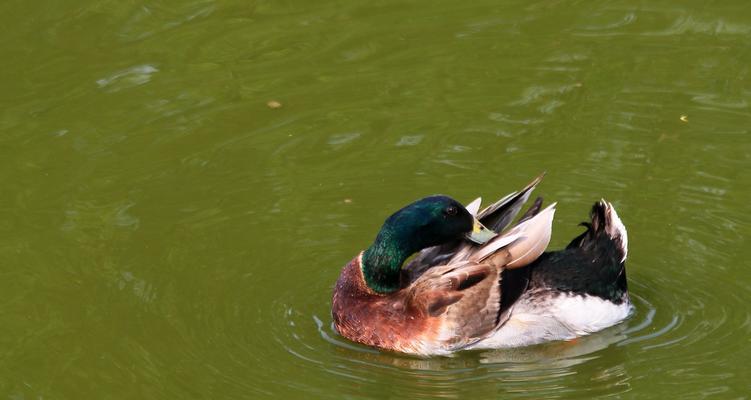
left=465, top=218, right=497, bottom=244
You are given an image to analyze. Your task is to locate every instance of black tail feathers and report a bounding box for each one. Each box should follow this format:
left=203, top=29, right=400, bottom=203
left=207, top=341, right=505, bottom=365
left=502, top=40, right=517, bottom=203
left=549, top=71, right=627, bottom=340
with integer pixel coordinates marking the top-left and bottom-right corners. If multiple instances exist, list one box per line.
left=567, top=200, right=628, bottom=264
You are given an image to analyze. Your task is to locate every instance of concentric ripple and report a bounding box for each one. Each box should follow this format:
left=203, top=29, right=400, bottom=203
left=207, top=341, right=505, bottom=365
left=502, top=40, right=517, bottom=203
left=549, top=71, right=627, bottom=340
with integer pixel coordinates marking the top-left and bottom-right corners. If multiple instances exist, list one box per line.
left=1, top=0, right=750, bottom=399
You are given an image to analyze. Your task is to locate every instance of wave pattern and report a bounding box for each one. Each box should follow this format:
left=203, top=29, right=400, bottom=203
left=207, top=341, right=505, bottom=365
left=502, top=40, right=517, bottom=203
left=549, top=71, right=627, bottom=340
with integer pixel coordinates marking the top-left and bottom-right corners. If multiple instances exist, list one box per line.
left=0, top=0, right=749, bottom=399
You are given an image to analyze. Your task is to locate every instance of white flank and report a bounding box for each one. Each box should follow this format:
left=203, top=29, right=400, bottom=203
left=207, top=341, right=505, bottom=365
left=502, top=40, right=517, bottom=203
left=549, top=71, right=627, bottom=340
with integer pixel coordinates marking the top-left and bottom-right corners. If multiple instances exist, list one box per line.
left=468, top=292, right=633, bottom=349
left=547, top=293, right=632, bottom=335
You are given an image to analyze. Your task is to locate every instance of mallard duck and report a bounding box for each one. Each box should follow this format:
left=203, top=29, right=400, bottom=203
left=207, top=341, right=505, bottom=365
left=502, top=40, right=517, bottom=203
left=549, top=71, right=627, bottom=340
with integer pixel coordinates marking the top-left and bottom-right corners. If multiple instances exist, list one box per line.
left=331, top=175, right=631, bottom=355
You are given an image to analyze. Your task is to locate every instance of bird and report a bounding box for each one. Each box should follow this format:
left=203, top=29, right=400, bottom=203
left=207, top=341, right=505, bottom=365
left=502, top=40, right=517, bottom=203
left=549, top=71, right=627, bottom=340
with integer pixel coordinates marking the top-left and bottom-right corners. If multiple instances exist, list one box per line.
left=331, top=175, right=631, bottom=356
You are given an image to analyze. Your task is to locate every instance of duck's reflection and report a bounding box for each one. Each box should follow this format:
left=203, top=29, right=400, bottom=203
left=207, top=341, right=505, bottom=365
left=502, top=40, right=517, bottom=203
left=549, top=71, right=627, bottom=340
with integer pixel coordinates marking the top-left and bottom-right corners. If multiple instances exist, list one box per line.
left=320, top=316, right=632, bottom=399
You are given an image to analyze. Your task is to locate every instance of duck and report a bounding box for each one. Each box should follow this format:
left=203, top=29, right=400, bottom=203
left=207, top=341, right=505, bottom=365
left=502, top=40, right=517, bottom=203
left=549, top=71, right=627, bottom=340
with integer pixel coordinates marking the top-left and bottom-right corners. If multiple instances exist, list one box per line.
left=331, top=175, right=631, bottom=356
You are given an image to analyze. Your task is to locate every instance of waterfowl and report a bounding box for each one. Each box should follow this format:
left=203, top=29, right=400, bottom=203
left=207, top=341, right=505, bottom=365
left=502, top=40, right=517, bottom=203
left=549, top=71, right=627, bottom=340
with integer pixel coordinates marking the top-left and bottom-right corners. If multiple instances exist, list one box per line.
left=331, top=176, right=631, bottom=355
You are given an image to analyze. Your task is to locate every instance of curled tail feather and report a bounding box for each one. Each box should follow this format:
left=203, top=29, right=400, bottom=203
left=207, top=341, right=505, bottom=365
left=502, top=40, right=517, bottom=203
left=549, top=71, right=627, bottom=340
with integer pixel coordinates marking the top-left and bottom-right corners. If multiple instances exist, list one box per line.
left=568, top=200, right=628, bottom=263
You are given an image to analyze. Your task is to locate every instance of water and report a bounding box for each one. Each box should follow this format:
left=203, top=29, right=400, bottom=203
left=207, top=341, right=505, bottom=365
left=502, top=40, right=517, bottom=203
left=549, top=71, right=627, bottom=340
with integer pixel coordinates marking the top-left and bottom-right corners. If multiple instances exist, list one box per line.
left=1, top=0, right=750, bottom=398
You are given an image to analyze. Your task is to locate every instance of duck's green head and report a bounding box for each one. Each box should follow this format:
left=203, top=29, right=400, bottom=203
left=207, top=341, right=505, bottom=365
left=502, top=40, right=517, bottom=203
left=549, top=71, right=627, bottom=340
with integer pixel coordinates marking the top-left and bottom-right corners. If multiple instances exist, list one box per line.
left=361, top=195, right=496, bottom=293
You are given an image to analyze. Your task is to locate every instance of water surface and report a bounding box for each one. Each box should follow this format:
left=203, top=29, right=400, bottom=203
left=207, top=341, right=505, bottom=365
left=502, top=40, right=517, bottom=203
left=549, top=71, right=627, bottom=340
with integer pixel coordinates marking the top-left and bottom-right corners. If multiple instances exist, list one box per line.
left=1, top=0, right=750, bottom=398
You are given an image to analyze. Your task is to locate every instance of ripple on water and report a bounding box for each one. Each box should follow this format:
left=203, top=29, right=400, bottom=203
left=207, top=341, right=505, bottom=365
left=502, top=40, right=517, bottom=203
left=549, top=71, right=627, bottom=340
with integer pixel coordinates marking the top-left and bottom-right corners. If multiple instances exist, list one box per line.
left=96, top=64, right=159, bottom=92
left=260, top=153, right=751, bottom=398
left=269, top=240, right=751, bottom=399
left=268, top=275, right=637, bottom=398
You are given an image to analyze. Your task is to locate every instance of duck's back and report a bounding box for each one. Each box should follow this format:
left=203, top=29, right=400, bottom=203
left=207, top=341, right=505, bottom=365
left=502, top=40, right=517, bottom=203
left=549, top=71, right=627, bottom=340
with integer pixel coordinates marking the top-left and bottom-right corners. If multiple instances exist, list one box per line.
left=469, top=200, right=632, bottom=349
left=526, top=199, right=629, bottom=304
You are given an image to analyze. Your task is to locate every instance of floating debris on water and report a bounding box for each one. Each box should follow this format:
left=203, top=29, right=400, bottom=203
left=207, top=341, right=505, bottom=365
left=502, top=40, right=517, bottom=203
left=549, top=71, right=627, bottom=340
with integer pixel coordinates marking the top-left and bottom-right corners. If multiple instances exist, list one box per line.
left=267, top=100, right=282, bottom=109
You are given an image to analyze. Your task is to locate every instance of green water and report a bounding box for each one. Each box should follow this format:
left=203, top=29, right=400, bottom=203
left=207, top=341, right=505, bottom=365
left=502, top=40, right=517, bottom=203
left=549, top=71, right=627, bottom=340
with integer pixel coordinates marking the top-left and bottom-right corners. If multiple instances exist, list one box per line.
left=2, top=0, right=750, bottom=398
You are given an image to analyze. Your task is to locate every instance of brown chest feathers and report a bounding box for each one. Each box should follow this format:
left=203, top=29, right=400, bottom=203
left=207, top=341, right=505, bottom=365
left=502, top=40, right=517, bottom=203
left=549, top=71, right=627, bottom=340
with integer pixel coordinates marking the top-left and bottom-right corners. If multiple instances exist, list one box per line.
left=331, top=255, right=427, bottom=353
left=331, top=253, right=503, bottom=355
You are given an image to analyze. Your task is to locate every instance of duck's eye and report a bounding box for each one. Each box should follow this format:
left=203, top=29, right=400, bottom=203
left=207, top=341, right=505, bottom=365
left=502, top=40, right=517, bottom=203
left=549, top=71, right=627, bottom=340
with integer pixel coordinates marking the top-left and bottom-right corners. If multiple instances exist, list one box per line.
left=445, top=206, right=458, bottom=216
